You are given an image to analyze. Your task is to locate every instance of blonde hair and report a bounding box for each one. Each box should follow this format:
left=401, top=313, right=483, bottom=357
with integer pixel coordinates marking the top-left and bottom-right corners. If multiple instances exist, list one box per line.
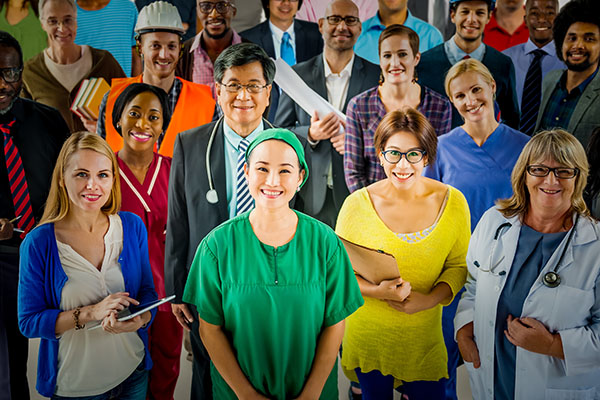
left=444, top=58, right=496, bottom=99
left=40, top=132, right=121, bottom=224
left=497, top=130, right=589, bottom=218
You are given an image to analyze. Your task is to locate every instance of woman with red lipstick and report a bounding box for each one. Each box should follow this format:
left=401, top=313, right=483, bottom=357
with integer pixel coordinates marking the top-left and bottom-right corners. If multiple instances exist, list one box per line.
left=336, top=109, right=470, bottom=400
left=344, top=24, right=452, bottom=193
left=112, top=83, right=184, bottom=400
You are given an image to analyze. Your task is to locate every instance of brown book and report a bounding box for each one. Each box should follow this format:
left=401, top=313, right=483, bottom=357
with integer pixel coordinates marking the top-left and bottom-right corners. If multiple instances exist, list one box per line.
left=338, top=236, right=400, bottom=284
left=81, top=77, right=110, bottom=120
left=74, top=77, right=97, bottom=120
left=70, top=79, right=91, bottom=119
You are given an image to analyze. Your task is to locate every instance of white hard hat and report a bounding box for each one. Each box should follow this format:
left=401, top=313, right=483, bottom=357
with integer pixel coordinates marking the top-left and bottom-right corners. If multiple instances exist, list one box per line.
left=135, top=1, right=185, bottom=36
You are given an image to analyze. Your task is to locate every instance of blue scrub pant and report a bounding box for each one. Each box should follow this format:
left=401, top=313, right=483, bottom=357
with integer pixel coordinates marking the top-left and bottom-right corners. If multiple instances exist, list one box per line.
left=441, top=288, right=464, bottom=400
left=355, top=368, right=445, bottom=400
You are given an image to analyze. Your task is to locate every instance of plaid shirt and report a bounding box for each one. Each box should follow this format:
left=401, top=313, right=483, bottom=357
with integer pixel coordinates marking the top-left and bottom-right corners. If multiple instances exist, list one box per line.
left=539, top=68, right=598, bottom=132
left=344, top=85, right=452, bottom=193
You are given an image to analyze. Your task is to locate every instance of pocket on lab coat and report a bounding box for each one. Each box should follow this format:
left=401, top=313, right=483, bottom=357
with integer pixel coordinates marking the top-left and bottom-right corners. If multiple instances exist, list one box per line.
left=545, top=386, right=597, bottom=400
left=551, top=286, right=595, bottom=330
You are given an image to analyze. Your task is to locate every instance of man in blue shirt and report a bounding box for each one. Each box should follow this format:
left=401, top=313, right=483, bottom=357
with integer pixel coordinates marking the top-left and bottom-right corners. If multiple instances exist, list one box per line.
left=535, top=0, right=600, bottom=147
left=354, top=0, right=444, bottom=64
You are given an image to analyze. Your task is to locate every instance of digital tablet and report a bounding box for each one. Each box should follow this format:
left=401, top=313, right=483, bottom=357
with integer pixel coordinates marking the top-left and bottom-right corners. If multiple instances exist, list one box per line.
left=88, top=295, right=175, bottom=330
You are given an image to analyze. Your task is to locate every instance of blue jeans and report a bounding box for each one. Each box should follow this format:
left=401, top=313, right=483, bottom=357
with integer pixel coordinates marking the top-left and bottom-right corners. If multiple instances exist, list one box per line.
left=355, top=368, right=445, bottom=400
left=51, top=362, right=148, bottom=400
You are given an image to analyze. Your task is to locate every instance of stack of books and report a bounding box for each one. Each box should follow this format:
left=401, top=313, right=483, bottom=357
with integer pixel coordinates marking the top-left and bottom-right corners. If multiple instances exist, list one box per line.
left=70, top=77, right=110, bottom=120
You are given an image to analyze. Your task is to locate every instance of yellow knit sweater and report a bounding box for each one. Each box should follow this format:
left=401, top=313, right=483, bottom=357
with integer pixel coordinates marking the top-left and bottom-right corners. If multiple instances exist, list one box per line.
left=335, top=186, right=470, bottom=384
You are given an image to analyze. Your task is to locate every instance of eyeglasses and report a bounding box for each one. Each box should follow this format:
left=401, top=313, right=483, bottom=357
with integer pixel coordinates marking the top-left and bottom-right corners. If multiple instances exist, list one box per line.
left=325, top=15, right=360, bottom=26
left=198, top=1, right=234, bottom=14
left=0, top=67, right=22, bottom=83
left=220, top=82, right=270, bottom=94
left=381, top=149, right=426, bottom=164
left=526, top=165, right=579, bottom=179
left=45, top=17, right=76, bottom=27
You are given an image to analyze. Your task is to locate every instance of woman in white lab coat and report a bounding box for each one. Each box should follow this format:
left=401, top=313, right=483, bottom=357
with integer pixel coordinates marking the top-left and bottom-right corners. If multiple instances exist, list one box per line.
left=455, top=129, right=600, bottom=400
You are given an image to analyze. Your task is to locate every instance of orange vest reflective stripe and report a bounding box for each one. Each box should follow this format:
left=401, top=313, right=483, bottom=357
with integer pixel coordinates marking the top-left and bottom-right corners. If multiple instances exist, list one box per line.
left=105, top=76, right=215, bottom=157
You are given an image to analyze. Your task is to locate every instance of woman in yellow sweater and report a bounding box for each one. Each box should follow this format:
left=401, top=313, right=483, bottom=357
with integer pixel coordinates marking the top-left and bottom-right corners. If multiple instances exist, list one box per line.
left=336, top=109, right=470, bottom=400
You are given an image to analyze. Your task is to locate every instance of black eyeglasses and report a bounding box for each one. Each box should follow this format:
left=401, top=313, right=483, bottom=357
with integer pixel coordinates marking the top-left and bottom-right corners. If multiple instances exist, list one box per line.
left=381, top=149, right=426, bottom=164
left=220, top=82, right=270, bottom=94
left=0, top=67, right=22, bottom=83
left=325, top=15, right=360, bottom=26
left=198, top=1, right=234, bottom=14
left=526, top=165, right=579, bottom=179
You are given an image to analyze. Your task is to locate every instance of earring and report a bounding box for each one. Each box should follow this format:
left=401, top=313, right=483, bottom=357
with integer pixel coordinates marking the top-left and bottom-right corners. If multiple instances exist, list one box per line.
left=116, top=122, right=121, bottom=128
left=379, top=72, right=384, bottom=85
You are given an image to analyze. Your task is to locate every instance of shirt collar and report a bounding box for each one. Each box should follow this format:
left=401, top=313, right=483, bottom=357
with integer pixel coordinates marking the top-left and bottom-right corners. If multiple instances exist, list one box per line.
left=445, top=36, right=486, bottom=63
left=223, top=119, right=265, bottom=149
left=322, top=52, right=355, bottom=79
left=523, top=38, right=555, bottom=56
left=269, top=20, right=295, bottom=43
left=559, top=66, right=599, bottom=93
left=190, top=29, right=243, bottom=53
left=364, top=9, right=414, bottom=31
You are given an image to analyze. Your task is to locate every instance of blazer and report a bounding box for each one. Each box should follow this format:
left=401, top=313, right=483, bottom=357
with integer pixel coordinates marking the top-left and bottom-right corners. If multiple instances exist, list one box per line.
left=274, top=54, right=380, bottom=217
left=535, top=69, right=600, bottom=148
left=164, top=118, right=310, bottom=303
left=240, top=19, right=324, bottom=121
left=417, top=43, right=520, bottom=130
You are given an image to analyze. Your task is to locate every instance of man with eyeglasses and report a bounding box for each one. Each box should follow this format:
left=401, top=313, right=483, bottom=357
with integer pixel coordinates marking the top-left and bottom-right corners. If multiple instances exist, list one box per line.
left=0, top=31, right=69, bottom=400
left=165, top=42, right=309, bottom=400
left=275, top=0, right=379, bottom=228
left=177, top=0, right=247, bottom=99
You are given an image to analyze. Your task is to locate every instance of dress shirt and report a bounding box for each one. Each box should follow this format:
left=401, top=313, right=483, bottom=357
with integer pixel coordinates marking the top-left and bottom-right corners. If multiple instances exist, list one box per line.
left=502, top=39, right=565, bottom=109
left=354, top=10, right=443, bottom=65
left=445, top=37, right=486, bottom=64
left=483, top=9, right=529, bottom=52
left=269, top=20, right=296, bottom=61
left=323, top=53, right=355, bottom=111
left=223, top=120, right=264, bottom=218
left=296, top=0, right=377, bottom=22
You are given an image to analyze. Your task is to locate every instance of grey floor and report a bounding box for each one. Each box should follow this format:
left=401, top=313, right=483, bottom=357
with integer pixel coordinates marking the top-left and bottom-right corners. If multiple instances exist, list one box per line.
left=27, top=338, right=473, bottom=399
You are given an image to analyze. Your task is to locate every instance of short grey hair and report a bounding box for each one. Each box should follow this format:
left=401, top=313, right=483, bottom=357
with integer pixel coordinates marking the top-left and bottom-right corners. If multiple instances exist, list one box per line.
left=39, top=0, right=77, bottom=21
left=214, top=43, right=275, bottom=85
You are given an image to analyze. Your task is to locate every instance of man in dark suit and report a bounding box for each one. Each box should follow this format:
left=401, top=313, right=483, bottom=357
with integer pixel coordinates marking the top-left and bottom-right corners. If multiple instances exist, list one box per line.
left=240, top=0, right=324, bottom=120
left=275, top=0, right=379, bottom=227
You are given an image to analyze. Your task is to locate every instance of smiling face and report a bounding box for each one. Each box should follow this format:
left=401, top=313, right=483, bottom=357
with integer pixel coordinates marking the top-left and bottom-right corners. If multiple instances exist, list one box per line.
left=379, top=34, right=420, bottom=85
left=139, top=31, right=181, bottom=80
left=448, top=70, right=496, bottom=124
left=0, top=46, right=22, bottom=113
left=268, top=0, right=298, bottom=26
left=198, top=0, right=236, bottom=39
left=41, top=0, right=77, bottom=48
left=562, top=21, right=600, bottom=73
left=244, top=139, right=304, bottom=210
left=451, top=1, right=491, bottom=44
left=526, top=158, right=575, bottom=217
left=525, top=0, right=557, bottom=47
left=319, top=0, right=361, bottom=52
left=63, top=149, right=114, bottom=213
left=120, top=91, right=163, bottom=154
left=378, top=130, right=427, bottom=190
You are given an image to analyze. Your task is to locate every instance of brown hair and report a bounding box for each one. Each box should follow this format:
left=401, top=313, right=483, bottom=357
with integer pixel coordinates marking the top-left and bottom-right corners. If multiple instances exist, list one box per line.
left=40, top=132, right=121, bottom=224
left=378, top=24, right=420, bottom=58
left=373, top=108, right=438, bottom=165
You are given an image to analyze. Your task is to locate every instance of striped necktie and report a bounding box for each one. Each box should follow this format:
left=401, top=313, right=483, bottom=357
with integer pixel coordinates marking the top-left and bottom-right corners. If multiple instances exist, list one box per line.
left=280, top=32, right=296, bottom=66
left=2, top=120, right=35, bottom=237
left=520, top=49, right=545, bottom=136
left=236, top=138, right=254, bottom=215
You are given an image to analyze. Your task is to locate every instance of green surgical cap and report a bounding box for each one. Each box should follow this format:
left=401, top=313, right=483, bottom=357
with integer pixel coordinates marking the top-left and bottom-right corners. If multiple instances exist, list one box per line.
left=245, top=128, right=309, bottom=188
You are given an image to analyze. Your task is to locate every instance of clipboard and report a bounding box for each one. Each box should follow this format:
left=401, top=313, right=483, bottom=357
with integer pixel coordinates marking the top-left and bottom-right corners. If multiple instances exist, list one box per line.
left=338, top=236, right=400, bottom=284
left=87, top=295, right=175, bottom=331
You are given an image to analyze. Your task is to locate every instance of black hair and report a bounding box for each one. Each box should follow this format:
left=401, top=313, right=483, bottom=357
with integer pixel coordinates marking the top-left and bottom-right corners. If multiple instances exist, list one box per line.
left=450, top=0, right=494, bottom=14
left=112, top=83, right=171, bottom=136
left=585, top=127, right=600, bottom=214
left=261, top=0, right=303, bottom=20
left=214, top=42, right=275, bottom=85
left=0, top=31, right=23, bottom=67
left=553, top=0, right=600, bottom=62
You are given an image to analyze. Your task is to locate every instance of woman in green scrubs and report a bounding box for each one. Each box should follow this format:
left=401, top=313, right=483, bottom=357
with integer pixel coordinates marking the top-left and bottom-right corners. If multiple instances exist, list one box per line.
left=183, top=129, right=364, bottom=400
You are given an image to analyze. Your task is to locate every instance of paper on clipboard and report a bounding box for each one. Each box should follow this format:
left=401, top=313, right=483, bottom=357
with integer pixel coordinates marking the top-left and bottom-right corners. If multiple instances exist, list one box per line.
left=273, top=57, right=346, bottom=124
left=338, top=236, right=400, bottom=284
left=87, top=295, right=175, bottom=331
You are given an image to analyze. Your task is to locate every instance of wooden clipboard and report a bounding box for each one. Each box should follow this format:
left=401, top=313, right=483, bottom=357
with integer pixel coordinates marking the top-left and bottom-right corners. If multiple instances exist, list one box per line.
left=338, top=236, right=400, bottom=284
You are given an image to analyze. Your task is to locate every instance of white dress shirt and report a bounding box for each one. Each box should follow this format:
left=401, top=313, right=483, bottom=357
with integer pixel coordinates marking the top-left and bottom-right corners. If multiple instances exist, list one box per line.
left=269, top=20, right=296, bottom=60
left=323, top=53, right=355, bottom=112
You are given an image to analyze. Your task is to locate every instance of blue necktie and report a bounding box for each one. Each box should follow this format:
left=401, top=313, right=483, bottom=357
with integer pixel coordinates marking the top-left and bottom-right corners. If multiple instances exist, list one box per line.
left=236, top=139, right=254, bottom=215
left=280, top=32, right=296, bottom=66
left=520, top=49, right=545, bottom=136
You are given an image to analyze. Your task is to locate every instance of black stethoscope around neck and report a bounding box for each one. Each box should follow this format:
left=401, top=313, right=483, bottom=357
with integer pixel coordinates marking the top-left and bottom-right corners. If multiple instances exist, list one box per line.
left=474, top=215, right=578, bottom=288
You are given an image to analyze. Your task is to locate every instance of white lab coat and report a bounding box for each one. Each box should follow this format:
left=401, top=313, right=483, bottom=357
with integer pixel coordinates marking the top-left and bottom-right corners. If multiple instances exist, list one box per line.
left=455, top=207, right=600, bottom=400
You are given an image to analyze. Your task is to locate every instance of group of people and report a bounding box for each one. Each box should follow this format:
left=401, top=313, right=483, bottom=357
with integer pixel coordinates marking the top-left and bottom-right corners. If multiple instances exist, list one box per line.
left=1, top=0, right=600, bottom=400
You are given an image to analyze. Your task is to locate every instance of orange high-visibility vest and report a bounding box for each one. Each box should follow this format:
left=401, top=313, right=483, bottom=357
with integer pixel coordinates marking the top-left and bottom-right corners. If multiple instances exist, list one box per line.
left=105, top=76, right=215, bottom=157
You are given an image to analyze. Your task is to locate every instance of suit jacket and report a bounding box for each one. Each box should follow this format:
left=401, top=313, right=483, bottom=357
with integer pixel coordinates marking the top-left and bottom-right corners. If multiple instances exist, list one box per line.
left=535, top=69, right=600, bottom=148
left=164, top=118, right=309, bottom=302
left=241, top=19, right=324, bottom=121
left=274, top=54, right=380, bottom=217
left=417, top=43, right=520, bottom=130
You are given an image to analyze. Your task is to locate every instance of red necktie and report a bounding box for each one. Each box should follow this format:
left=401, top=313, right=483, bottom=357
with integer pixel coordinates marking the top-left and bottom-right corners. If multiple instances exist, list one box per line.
left=462, top=55, right=471, bottom=60
left=2, top=120, right=35, bottom=237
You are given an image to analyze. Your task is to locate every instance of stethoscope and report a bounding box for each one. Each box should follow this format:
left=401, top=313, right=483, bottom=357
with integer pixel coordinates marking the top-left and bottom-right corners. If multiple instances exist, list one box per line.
left=474, top=215, right=578, bottom=288
left=205, top=116, right=274, bottom=204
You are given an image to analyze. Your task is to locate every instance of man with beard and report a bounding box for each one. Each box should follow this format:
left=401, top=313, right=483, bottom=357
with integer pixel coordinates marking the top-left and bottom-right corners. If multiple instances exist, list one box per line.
left=0, top=31, right=69, bottom=400
left=483, top=0, right=529, bottom=51
left=275, top=0, right=379, bottom=227
left=96, top=1, right=215, bottom=158
left=503, top=0, right=564, bottom=136
left=177, top=0, right=246, bottom=99
left=536, top=0, right=600, bottom=147
left=417, top=0, right=520, bottom=130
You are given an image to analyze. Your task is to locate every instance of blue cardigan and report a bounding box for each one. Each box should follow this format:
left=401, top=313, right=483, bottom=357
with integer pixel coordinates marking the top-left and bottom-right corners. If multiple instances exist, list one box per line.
left=17, top=212, right=158, bottom=397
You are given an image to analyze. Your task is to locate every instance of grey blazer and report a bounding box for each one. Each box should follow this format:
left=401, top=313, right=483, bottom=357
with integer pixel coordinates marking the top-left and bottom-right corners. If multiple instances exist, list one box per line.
left=535, top=68, right=600, bottom=148
left=274, top=54, right=380, bottom=217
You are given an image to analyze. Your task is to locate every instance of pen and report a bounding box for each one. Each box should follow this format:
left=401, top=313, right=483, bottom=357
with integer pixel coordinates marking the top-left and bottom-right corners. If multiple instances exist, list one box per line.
left=9, top=215, right=22, bottom=224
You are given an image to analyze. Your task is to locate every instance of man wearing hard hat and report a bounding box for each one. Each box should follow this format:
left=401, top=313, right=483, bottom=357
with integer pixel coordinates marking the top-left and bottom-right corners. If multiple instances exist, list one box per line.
left=96, top=1, right=216, bottom=158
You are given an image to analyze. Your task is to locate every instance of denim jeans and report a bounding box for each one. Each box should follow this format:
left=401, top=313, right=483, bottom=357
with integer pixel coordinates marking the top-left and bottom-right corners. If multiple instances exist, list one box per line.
left=51, top=362, right=148, bottom=400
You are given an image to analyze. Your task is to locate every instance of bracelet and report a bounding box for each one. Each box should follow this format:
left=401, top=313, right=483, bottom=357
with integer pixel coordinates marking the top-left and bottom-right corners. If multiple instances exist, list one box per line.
left=73, top=306, right=85, bottom=330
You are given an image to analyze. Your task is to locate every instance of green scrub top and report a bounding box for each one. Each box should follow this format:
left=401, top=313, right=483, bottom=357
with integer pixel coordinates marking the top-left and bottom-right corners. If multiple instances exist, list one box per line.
left=183, top=211, right=364, bottom=400
left=0, top=4, right=47, bottom=61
